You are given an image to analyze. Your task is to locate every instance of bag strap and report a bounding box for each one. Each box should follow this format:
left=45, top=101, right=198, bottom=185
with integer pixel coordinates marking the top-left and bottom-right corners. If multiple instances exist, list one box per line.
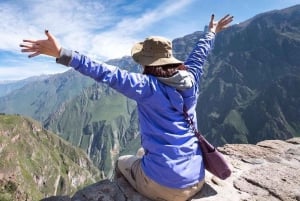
left=183, top=106, right=203, bottom=139
left=183, top=106, right=215, bottom=152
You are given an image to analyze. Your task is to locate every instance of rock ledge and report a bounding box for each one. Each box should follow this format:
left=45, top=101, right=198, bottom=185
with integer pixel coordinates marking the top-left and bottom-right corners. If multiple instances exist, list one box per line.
left=42, top=138, right=300, bottom=201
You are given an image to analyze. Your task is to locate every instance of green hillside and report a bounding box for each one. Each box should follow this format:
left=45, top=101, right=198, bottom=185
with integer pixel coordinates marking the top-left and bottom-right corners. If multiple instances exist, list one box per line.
left=44, top=83, right=139, bottom=177
left=0, top=114, right=101, bottom=201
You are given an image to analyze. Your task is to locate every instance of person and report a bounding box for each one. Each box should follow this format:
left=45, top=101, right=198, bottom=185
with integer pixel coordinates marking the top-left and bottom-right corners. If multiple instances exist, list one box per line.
left=20, top=14, right=233, bottom=201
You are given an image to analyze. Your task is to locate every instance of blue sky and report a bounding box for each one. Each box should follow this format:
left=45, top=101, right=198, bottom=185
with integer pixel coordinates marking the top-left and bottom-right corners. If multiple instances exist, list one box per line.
left=0, top=0, right=299, bottom=81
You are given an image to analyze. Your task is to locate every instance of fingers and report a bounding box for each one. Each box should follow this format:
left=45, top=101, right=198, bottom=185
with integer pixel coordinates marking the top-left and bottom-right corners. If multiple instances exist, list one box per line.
left=20, top=30, right=60, bottom=58
left=45, top=30, right=51, bottom=39
left=19, top=46, right=40, bottom=58
left=45, top=30, right=56, bottom=42
left=20, top=41, right=41, bottom=59
left=28, top=52, right=40, bottom=58
left=210, top=14, right=215, bottom=23
left=20, top=43, right=39, bottom=48
left=219, top=14, right=234, bottom=25
left=210, top=14, right=234, bottom=34
left=22, top=39, right=37, bottom=43
left=20, top=49, right=36, bottom=53
left=211, top=14, right=233, bottom=26
left=20, top=43, right=39, bottom=51
left=219, top=14, right=231, bottom=22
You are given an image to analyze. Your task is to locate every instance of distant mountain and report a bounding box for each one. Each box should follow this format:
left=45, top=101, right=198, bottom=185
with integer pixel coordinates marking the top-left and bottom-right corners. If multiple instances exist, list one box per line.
left=0, top=114, right=101, bottom=201
left=0, top=70, right=94, bottom=122
left=0, top=75, right=50, bottom=97
left=173, top=31, right=204, bottom=60
left=43, top=82, right=139, bottom=177
left=107, top=56, right=141, bottom=73
left=195, top=4, right=300, bottom=145
left=0, top=57, right=139, bottom=122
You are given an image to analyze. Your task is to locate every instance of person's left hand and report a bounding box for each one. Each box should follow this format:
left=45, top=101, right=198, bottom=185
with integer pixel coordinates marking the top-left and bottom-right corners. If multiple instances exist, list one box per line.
left=20, top=30, right=61, bottom=58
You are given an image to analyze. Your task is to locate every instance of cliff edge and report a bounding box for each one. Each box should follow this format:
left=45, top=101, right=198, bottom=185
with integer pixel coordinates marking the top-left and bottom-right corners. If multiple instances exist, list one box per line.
left=42, top=138, right=300, bottom=201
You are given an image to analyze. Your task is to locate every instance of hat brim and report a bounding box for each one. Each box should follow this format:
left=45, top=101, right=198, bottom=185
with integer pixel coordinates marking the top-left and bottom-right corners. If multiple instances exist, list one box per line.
left=131, top=41, right=182, bottom=66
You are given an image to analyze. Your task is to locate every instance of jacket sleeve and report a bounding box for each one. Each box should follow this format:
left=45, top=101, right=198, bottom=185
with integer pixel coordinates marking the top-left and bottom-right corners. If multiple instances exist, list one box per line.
left=56, top=49, right=152, bottom=101
left=184, top=32, right=215, bottom=84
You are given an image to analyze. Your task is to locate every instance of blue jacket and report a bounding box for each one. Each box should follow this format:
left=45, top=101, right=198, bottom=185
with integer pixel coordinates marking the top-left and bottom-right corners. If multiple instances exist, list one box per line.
left=57, top=32, right=215, bottom=188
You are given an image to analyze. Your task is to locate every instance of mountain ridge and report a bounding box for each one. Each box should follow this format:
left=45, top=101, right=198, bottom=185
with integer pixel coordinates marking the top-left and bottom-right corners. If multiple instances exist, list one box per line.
left=195, top=4, right=300, bottom=145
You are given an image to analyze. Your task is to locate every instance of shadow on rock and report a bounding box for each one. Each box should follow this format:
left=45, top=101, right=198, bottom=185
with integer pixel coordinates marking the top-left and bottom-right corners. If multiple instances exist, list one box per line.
left=191, top=183, right=218, bottom=200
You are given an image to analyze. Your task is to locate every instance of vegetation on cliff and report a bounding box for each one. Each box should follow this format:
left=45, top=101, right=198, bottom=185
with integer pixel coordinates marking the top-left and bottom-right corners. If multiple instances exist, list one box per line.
left=0, top=114, right=101, bottom=201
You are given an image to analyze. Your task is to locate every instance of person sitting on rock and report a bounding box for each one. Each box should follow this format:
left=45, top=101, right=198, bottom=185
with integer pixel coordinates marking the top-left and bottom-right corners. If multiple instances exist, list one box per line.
left=20, top=14, right=233, bottom=201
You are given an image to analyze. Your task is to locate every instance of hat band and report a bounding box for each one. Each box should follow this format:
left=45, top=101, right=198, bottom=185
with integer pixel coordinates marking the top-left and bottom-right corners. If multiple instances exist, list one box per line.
left=141, top=51, right=172, bottom=58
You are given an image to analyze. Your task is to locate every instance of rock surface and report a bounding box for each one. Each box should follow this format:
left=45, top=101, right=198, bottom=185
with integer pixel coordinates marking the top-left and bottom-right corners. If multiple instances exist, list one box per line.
left=41, top=138, right=300, bottom=201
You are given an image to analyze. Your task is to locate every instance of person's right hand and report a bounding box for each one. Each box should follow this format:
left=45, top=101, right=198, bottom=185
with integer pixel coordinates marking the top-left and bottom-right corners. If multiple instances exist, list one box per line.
left=20, top=30, right=61, bottom=58
left=209, top=14, right=234, bottom=34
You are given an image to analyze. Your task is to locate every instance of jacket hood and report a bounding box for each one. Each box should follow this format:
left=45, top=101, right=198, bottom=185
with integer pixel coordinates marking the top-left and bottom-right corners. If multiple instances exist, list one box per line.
left=157, top=70, right=194, bottom=90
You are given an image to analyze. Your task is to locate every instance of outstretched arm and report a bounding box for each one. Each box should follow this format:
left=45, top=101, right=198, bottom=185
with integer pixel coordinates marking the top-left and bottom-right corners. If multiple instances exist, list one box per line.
left=20, top=30, right=61, bottom=58
left=185, top=14, right=233, bottom=83
left=19, top=30, right=152, bottom=102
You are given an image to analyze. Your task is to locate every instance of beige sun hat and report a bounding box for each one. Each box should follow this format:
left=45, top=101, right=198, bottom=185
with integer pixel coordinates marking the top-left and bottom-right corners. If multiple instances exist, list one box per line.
left=131, top=36, right=182, bottom=66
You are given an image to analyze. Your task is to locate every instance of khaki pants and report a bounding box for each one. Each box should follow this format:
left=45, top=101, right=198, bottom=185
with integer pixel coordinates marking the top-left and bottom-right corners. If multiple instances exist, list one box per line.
left=117, top=154, right=205, bottom=201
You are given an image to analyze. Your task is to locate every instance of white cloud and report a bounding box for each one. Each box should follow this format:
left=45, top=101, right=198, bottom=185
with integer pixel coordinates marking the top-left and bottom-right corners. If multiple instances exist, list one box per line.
left=0, top=0, right=195, bottom=80
left=86, top=0, right=195, bottom=59
left=0, top=0, right=109, bottom=51
left=0, top=0, right=194, bottom=59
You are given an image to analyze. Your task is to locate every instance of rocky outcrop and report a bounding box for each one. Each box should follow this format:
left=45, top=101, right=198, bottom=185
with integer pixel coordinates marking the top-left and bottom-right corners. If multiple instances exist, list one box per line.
left=41, top=137, right=300, bottom=201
